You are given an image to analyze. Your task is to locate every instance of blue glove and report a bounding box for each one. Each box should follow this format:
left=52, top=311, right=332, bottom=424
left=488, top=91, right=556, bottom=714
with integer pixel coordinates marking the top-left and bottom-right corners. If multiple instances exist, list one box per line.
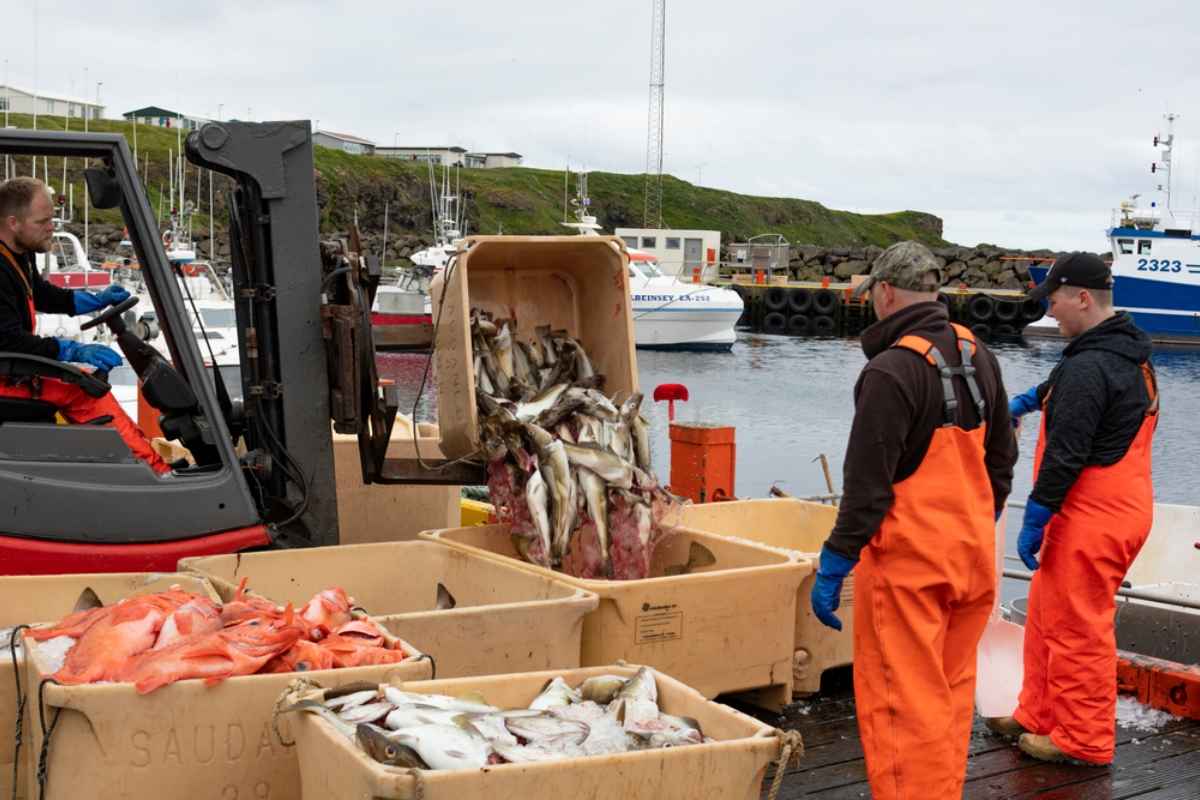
left=811, top=545, right=858, bottom=631
left=73, top=285, right=131, bottom=315
left=1008, top=385, right=1040, bottom=428
left=56, top=338, right=123, bottom=371
left=1018, top=498, right=1053, bottom=571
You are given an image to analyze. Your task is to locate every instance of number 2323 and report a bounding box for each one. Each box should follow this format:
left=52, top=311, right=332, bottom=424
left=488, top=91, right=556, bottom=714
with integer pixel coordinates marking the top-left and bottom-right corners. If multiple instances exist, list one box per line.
left=1137, top=258, right=1181, bottom=272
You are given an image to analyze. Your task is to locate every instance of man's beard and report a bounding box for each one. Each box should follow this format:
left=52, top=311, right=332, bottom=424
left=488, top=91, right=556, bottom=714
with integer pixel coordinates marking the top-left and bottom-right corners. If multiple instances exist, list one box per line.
left=14, top=230, right=50, bottom=254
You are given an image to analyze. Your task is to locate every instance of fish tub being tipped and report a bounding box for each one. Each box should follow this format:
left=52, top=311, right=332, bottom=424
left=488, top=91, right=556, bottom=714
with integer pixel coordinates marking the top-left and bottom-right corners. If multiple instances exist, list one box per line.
left=0, top=572, right=215, bottom=800
left=288, top=664, right=790, bottom=800
left=429, top=235, right=638, bottom=460
left=420, top=524, right=812, bottom=709
left=676, top=498, right=850, bottom=695
left=180, top=540, right=598, bottom=679
left=21, top=598, right=430, bottom=800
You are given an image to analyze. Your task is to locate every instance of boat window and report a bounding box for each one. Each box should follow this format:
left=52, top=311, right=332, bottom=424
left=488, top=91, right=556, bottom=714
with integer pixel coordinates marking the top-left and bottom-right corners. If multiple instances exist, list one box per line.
left=1138, top=240, right=1152, bottom=254
left=639, top=259, right=664, bottom=278
left=665, top=237, right=681, bottom=250
left=621, top=236, right=638, bottom=248
left=641, top=236, right=657, bottom=249
left=1117, top=239, right=1134, bottom=254
left=628, top=266, right=638, bottom=278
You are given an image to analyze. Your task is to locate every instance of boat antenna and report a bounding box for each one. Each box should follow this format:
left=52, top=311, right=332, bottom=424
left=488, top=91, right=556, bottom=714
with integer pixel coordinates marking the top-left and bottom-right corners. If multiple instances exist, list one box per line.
left=1153, top=113, right=1178, bottom=216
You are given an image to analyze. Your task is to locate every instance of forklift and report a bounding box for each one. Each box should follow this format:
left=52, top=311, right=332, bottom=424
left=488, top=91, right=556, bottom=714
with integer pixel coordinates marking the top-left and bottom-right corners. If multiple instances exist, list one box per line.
left=0, top=122, right=478, bottom=575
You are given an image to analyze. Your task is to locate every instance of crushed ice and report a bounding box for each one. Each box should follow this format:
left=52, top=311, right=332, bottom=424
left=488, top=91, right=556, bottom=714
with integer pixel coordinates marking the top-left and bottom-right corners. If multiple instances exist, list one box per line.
left=1115, top=694, right=1179, bottom=733
left=34, top=636, right=76, bottom=674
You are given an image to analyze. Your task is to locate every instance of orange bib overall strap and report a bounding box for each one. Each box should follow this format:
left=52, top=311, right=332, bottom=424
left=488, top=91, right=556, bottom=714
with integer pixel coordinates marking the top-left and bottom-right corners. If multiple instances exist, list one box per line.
left=1016, top=362, right=1158, bottom=763
left=853, top=326, right=996, bottom=800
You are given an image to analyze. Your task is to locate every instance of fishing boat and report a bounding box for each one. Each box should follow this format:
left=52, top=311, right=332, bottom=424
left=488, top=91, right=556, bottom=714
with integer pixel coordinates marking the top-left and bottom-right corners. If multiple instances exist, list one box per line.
left=1029, top=114, right=1200, bottom=343
left=562, top=172, right=744, bottom=351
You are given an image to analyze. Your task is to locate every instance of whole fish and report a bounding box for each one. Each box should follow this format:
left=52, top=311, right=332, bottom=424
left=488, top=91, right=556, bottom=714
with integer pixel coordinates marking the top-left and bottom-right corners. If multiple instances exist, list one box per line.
left=514, top=383, right=569, bottom=422
left=472, top=314, right=498, bottom=338
left=536, top=325, right=557, bottom=366
left=577, top=467, right=612, bottom=577
left=505, top=713, right=590, bottom=748
left=564, top=339, right=595, bottom=380
left=611, top=667, right=660, bottom=734
left=494, top=323, right=515, bottom=380
left=633, top=415, right=652, bottom=472
left=152, top=596, right=223, bottom=650
left=619, top=392, right=644, bottom=422
left=512, top=337, right=533, bottom=384
left=357, top=723, right=429, bottom=768
left=523, top=467, right=554, bottom=565
left=518, top=339, right=543, bottom=372
left=284, top=698, right=357, bottom=738
left=578, top=675, right=627, bottom=705
left=528, top=676, right=582, bottom=710
left=385, top=705, right=471, bottom=731
left=536, top=398, right=588, bottom=431
left=339, top=701, right=396, bottom=725
left=324, top=688, right=381, bottom=710
left=382, top=687, right=497, bottom=714
left=561, top=442, right=633, bottom=490
left=610, top=419, right=633, bottom=463
left=392, top=723, right=492, bottom=770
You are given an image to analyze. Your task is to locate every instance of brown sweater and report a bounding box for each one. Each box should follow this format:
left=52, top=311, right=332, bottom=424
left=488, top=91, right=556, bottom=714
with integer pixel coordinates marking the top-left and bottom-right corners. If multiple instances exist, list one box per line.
left=826, top=301, right=1017, bottom=561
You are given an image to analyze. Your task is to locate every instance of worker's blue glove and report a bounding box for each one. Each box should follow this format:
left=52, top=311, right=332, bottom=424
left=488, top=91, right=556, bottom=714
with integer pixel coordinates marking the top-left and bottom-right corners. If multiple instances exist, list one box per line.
left=1018, top=498, right=1053, bottom=571
left=72, top=285, right=130, bottom=315
left=811, top=545, right=858, bottom=631
left=57, top=338, right=123, bottom=371
left=1008, top=386, right=1040, bottom=428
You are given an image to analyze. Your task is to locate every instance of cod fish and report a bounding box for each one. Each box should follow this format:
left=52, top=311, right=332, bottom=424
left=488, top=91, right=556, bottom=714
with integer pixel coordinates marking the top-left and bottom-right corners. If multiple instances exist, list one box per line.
left=357, top=723, right=430, bottom=768
left=392, top=723, right=492, bottom=770
left=562, top=442, right=633, bottom=490
left=529, top=676, right=582, bottom=710
left=577, top=467, right=612, bottom=576
left=578, top=675, right=627, bottom=705
left=505, top=713, right=590, bottom=749
left=611, top=667, right=660, bottom=734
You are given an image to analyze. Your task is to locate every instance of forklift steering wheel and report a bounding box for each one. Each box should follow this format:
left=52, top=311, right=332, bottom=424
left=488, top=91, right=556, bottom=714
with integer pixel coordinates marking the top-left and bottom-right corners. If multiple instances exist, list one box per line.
left=80, top=296, right=140, bottom=332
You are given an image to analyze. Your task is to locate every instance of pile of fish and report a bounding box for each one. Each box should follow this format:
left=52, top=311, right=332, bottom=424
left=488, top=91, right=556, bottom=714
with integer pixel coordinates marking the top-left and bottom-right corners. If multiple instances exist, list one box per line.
left=472, top=310, right=681, bottom=580
left=286, top=666, right=710, bottom=769
left=24, top=581, right=409, bottom=694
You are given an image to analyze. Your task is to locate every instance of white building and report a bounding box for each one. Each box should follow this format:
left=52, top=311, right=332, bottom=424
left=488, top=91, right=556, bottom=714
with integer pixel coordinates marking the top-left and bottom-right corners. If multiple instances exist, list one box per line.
left=0, top=84, right=104, bottom=121
left=615, top=228, right=722, bottom=279
left=375, top=146, right=467, bottom=166
left=122, top=106, right=210, bottom=131
left=465, top=151, right=523, bottom=168
left=313, top=129, right=376, bottom=155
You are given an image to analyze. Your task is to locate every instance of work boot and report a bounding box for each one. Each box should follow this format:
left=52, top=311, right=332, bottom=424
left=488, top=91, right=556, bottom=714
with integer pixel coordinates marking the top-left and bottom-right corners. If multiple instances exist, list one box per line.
left=1018, top=733, right=1077, bottom=764
left=984, top=716, right=1027, bottom=738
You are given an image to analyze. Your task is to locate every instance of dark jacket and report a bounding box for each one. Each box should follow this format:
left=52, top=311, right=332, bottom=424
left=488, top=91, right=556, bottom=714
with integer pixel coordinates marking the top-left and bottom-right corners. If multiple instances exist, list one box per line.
left=826, top=302, right=1017, bottom=561
left=1031, top=312, right=1154, bottom=511
left=0, top=239, right=77, bottom=359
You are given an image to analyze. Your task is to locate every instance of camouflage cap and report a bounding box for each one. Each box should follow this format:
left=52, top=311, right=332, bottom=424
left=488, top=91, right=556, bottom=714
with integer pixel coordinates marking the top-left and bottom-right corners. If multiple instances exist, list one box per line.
left=852, top=241, right=944, bottom=298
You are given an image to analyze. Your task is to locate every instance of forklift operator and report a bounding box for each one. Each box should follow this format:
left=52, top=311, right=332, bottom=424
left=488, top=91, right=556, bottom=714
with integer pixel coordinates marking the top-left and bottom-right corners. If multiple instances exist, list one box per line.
left=0, top=177, right=170, bottom=475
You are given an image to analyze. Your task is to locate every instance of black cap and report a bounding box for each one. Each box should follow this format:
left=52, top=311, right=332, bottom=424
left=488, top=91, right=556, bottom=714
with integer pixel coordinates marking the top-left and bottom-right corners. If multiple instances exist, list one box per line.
left=1028, top=252, right=1113, bottom=302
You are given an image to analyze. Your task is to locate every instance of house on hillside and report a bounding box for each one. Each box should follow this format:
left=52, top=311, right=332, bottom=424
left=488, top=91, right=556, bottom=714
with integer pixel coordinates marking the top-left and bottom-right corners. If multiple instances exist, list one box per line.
left=313, top=129, right=376, bottom=155
left=465, top=152, right=523, bottom=168
left=0, top=84, right=104, bottom=120
left=375, top=146, right=467, bottom=166
left=122, top=106, right=210, bottom=130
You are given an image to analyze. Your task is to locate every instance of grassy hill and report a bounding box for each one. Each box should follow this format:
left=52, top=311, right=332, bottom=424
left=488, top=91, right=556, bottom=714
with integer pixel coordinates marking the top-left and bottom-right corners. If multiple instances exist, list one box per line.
left=2, top=114, right=947, bottom=250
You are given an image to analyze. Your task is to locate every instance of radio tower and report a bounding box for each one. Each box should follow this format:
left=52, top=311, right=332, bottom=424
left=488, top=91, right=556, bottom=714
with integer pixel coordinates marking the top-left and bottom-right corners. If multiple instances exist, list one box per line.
left=643, top=0, right=666, bottom=228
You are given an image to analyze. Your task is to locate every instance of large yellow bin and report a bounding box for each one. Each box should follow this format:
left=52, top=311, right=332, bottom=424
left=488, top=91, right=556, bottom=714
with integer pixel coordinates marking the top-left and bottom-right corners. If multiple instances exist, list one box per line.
left=421, top=524, right=811, bottom=709
left=288, top=665, right=791, bottom=800
left=180, top=541, right=598, bottom=680
left=0, top=573, right=215, bottom=800
left=679, top=498, right=851, bottom=695
left=429, top=235, right=638, bottom=460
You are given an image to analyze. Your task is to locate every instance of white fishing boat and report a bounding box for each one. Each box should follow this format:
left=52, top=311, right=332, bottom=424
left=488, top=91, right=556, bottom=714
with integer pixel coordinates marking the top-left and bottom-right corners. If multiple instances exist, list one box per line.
left=562, top=171, right=743, bottom=351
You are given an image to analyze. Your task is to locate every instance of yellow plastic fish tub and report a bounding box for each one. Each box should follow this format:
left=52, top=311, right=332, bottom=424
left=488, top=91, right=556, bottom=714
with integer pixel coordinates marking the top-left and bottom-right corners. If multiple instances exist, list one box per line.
left=429, top=235, right=639, bottom=460
left=678, top=498, right=851, bottom=695
left=0, top=572, right=216, bottom=800
left=20, top=596, right=430, bottom=800
left=180, top=540, right=598, bottom=679
left=288, top=664, right=792, bottom=800
left=420, top=525, right=812, bottom=709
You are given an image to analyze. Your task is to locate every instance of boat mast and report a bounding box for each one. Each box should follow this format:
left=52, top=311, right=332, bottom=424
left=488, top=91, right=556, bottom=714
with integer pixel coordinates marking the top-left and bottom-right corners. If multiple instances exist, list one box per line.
left=1153, top=113, right=1178, bottom=218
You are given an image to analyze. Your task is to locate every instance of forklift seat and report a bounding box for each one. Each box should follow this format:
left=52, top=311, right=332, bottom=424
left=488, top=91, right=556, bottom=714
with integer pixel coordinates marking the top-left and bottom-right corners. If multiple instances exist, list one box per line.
left=0, top=397, right=58, bottom=424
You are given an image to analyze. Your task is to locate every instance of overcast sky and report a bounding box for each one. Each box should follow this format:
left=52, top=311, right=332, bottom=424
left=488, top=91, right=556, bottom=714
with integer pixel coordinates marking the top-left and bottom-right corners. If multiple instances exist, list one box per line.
left=6, top=1, right=1200, bottom=250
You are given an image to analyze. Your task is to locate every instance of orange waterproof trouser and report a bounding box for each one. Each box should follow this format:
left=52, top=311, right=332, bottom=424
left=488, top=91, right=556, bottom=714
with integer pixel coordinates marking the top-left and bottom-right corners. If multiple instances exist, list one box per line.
left=0, top=377, right=170, bottom=475
left=1014, top=409, right=1155, bottom=763
left=854, top=426, right=996, bottom=800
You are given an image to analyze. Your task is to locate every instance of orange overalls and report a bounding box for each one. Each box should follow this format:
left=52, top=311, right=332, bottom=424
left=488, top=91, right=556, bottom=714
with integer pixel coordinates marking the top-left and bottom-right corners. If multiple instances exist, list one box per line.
left=0, top=246, right=170, bottom=475
left=1013, top=364, right=1158, bottom=763
left=854, top=324, right=996, bottom=800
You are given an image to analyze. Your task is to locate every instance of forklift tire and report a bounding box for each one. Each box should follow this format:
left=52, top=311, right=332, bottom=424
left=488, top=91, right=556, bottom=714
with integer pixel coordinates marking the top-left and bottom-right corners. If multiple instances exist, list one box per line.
left=762, top=312, right=788, bottom=334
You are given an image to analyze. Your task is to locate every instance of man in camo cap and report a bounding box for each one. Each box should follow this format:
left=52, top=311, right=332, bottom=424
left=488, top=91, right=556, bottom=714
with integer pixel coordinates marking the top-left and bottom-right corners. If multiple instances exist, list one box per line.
left=812, top=240, right=1016, bottom=798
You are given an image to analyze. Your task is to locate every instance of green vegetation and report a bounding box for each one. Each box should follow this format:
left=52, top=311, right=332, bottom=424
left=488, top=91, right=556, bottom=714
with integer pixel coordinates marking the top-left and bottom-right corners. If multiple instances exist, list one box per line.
left=2, top=113, right=947, bottom=248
